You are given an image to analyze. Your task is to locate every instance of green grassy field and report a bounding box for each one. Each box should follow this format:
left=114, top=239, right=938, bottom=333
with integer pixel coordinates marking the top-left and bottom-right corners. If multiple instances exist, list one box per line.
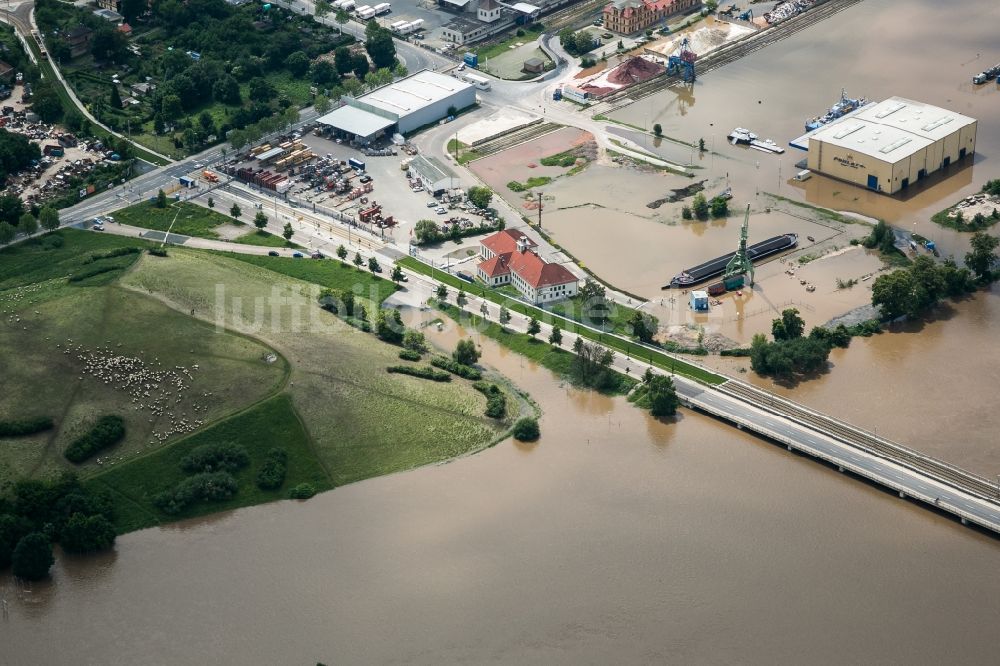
left=111, top=201, right=236, bottom=239
left=1, top=231, right=518, bottom=531
left=233, top=230, right=302, bottom=249
left=123, top=250, right=512, bottom=488
left=400, top=257, right=724, bottom=385
left=86, top=394, right=330, bottom=533
left=222, top=253, right=398, bottom=306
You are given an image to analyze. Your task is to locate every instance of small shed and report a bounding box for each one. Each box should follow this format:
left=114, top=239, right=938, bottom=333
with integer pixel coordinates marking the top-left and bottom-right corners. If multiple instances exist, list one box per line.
left=523, top=57, right=544, bottom=74
left=689, top=290, right=709, bottom=311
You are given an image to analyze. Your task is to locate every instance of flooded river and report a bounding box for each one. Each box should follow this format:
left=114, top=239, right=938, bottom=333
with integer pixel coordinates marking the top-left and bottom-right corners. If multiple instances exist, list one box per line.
left=3, top=324, right=1000, bottom=664
left=4, top=1, right=1000, bottom=661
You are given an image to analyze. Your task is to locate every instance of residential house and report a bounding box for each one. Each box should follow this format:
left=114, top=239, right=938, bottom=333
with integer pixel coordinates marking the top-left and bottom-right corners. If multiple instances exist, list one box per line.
left=476, top=229, right=578, bottom=304
left=602, top=0, right=698, bottom=35
left=65, top=26, right=94, bottom=59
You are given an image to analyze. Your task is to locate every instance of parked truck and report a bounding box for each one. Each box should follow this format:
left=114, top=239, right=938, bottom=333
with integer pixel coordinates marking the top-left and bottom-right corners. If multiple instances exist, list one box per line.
left=373, top=2, right=391, bottom=15
left=461, top=72, right=491, bottom=91
left=179, top=176, right=196, bottom=188
left=355, top=5, right=375, bottom=19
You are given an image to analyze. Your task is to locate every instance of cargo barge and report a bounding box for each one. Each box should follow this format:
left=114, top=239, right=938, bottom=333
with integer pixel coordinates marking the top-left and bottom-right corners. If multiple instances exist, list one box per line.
left=664, top=233, right=798, bottom=288
left=805, top=89, right=869, bottom=132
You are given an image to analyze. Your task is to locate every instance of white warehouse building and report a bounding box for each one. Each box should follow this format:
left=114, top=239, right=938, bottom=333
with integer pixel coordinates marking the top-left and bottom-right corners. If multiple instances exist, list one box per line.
left=316, top=70, right=476, bottom=143
left=806, top=97, right=977, bottom=195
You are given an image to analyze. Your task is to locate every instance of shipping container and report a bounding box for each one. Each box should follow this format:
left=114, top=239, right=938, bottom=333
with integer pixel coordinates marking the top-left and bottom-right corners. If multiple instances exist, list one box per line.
left=706, top=282, right=726, bottom=297
left=348, top=158, right=366, bottom=171
left=723, top=275, right=745, bottom=290
left=373, top=2, right=390, bottom=14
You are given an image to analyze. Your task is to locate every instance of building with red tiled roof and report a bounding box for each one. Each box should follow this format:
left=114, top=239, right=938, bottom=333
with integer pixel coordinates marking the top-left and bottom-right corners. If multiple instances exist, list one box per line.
left=477, top=230, right=578, bottom=304
left=602, top=0, right=698, bottom=35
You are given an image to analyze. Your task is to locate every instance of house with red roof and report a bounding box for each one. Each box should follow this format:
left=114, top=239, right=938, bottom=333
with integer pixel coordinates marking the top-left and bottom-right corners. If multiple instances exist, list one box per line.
left=602, top=0, right=698, bottom=35
left=476, top=230, right=578, bottom=305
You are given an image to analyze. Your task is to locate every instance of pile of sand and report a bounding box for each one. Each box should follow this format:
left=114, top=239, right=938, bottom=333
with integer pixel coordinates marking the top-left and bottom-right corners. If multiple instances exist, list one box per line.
left=607, top=56, right=666, bottom=86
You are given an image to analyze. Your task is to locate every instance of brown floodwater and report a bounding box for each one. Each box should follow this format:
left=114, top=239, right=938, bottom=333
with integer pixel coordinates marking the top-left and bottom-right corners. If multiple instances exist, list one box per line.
left=4, top=2, right=1000, bottom=661
left=3, top=320, right=1000, bottom=664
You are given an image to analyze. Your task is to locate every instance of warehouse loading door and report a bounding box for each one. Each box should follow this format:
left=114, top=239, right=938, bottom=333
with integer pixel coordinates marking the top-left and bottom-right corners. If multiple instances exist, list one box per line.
left=867, top=175, right=878, bottom=190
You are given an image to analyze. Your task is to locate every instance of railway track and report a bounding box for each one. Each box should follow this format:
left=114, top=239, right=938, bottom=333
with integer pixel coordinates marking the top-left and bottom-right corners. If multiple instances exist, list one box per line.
left=718, top=380, right=1000, bottom=503
left=543, top=0, right=607, bottom=33
left=600, top=0, right=866, bottom=110
left=467, top=122, right=564, bottom=159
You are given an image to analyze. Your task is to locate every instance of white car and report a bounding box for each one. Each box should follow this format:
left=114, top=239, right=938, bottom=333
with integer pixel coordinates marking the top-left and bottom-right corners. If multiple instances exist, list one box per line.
left=435, top=207, right=447, bottom=214
left=427, top=201, right=438, bottom=207
left=92, top=223, right=105, bottom=231
left=411, top=186, right=423, bottom=193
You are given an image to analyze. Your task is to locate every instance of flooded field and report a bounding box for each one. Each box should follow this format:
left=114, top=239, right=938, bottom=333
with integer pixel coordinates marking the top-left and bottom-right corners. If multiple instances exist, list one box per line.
left=4, top=317, right=1000, bottom=665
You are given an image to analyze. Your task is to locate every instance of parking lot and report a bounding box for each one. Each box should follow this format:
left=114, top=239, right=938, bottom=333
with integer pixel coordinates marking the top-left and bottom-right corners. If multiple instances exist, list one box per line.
left=370, top=0, right=461, bottom=50
left=218, top=126, right=497, bottom=248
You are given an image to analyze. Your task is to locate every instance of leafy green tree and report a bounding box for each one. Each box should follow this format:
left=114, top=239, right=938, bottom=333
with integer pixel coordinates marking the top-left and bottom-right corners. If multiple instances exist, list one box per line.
left=29, top=82, right=63, bottom=122
left=282, top=222, right=294, bottom=241
left=0, top=195, right=23, bottom=225
left=368, top=256, right=381, bottom=273
left=109, top=84, right=122, bottom=110
left=527, top=316, right=540, bottom=337
left=691, top=192, right=709, bottom=220
left=285, top=51, right=310, bottom=78
left=512, top=417, right=540, bottom=441
left=653, top=123, right=662, bottom=136
left=60, top=513, right=116, bottom=554
left=548, top=325, right=562, bottom=346
left=365, top=67, right=393, bottom=90
left=212, top=75, right=242, bottom=105
left=965, top=231, right=999, bottom=280
left=698, top=138, right=706, bottom=152
left=0, top=221, right=14, bottom=245
left=335, top=46, right=354, bottom=75
left=393, top=62, right=408, bottom=78
left=579, top=278, right=609, bottom=324
left=771, top=308, right=805, bottom=341
left=391, top=265, right=404, bottom=284
left=375, top=309, right=404, bottom=344
left=403, top=329, right=428, bottom=352
left=710, top=197, right=728, bottom=218
left=207, top=196, right=215, bottom=210
left=646, top=375, right=679, bottom=417
left=351, top=53, right=370, bottom=81
left=156, top=189, right=168, bottom=208
left=161, top=94, right=183, bottom=121
left=365, top=23, right=397, bottom=70
left=414, top=219, right=442, bottom=245
left=456, top=289, right=467, bottom=306
left=629, top=310, right=657, bottom=343
left=19, top=212, right=38, bottom=237
left=91, top=26, right=128, bottom=63
left=436, top=283, right=448, bottom=302
left=311, top=61, right=338, bottom=87
left=335, top=8, right=351, bottom=30
left=248, top=77, right=276, bottom=103
left=499, top=306, right=511, bottom=329
left=453, top=339, right=480, bottom=366
left=353, top=251, right=364, bottom=269
left=11, top=532, right=54, bottom=580
left=872, top=270, right=917, bottom=320
left=467, top=186, right=493, bottom=210
left=336, top=244, right=348, bottom=262
left=39, top=206, right=60, bottom=231
left=230, top=203, right=242, bottom=221
left=315, top=0, right=332, bottom=16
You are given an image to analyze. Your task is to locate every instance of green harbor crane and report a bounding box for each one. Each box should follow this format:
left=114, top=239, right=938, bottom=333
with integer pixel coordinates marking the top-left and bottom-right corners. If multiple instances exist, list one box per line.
left=724, top=204, right=754, bottom=286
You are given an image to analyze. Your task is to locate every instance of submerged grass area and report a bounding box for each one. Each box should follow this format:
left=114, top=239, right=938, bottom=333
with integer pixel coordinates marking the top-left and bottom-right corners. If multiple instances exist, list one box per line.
left=86, top=394, right=330, bottom=533
left=111, top=201, right=235, bottom=239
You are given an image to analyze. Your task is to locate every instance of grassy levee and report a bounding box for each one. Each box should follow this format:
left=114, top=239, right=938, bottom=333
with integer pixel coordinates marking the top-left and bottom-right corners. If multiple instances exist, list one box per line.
left=111, top=201, right=236, bottom=239
left=233, top=230, right=302, bottom=249
left=222, top=252, right=398, bottom=306
left=86, top=394, right=330, bottom=533
left=25, top=43, right=169, bottom=166
left=437, top=304, right=637, bottom=395
left=399, top=257, right=724, bottom=385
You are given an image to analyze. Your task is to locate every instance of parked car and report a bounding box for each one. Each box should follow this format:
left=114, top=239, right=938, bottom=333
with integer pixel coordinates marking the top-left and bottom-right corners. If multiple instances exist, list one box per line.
left=427, top=201, right=438, bottom=207
left=435, top=207, right=447, bottom=214
left=268, top=250, right=280, bottom=256
left=359, top=175, right=372, bottom=183
left=92, top=223, right=104, bottom=231
left=292, top=252, right=304, bottom=258
left=411, top=186, right=423, bottom=193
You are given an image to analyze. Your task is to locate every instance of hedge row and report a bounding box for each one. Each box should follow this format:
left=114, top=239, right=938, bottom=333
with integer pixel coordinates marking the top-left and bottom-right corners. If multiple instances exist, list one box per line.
left=719, top=348, right=751, bottom=357
left=398, top=349, right=422, bottom=361
left=430, top=357, right=482, bottom=380
left=473, top=381, right=506, bottom=419
left=0, top=417, right=54, bottom=437
left=82, top=247, right=141, bottom=264
left=180, top=442, right=249, bottom=474
left=153, top=472, right=239, bottom=515
left=64, top=415, right=125, bottom=463
left=68, top=264, right=123, bottom=283
left=386, top=365, right=452, bottom=382
left=256, top=448, right=288, bottom=491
